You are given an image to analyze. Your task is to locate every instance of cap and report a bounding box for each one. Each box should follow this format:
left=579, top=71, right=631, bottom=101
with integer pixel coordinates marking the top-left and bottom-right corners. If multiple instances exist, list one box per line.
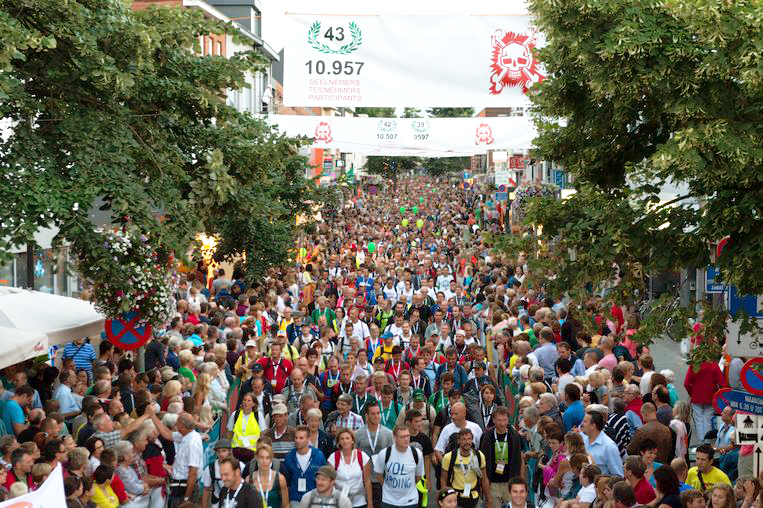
left=276, top=330, right=287, bottom=337
left=245, top=340, right=258, bottom=348
left=412, top=389, right=426, bottom=402
left=213, top=438, right=232, bottom=450
left=252, top=363, right=264, bottom=372
left=316, top=465, right=337, bottom=480
left=474, top=361, right=487, bottom=370
left=381, top=331, right=393, bottom=339
left=439, top=489, right=457, bottom=501
left=455, top=329, right=466, bottom=336
left=272, top=394, right=286, bottom=405
left=272, top=403, right=288, bottom=415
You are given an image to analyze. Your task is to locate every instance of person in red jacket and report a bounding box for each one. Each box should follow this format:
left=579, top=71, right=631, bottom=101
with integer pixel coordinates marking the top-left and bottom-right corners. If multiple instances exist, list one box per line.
left=684, top=359, right=725, bottom=444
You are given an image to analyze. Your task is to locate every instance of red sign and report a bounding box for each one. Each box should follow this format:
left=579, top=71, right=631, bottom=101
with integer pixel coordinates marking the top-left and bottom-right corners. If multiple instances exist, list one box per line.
left=509, top=155, right=525, bottom=169
left=712, top=387, right=733, bottom=413
left=105, top=311, right=152, bottom=350
left=741, top=358, right=763, bottom=395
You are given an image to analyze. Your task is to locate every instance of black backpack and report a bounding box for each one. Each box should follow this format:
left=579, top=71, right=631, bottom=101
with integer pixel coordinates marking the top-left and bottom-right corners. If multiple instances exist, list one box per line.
left=383, top=445, right=420, bottom=471
left=442, top=448, right=482, bottom=494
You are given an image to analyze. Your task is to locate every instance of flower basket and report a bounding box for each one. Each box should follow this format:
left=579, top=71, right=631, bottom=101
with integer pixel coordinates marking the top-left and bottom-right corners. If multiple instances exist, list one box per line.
left=510, top=181, right=560, bottom=223
left=73, top=228, right=177, bottom=327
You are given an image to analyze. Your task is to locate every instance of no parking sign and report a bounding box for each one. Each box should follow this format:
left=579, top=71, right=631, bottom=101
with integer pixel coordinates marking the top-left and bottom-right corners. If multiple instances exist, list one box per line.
left=104, top=311, right=152, bottom=350
left=741, top=358, right=763, bottom=395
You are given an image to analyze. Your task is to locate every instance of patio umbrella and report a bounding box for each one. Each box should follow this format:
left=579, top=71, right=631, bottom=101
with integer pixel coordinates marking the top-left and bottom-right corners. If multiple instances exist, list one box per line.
left=0, top=326, right=48, bottom=370
left=0, top=287, right=105, bottom=345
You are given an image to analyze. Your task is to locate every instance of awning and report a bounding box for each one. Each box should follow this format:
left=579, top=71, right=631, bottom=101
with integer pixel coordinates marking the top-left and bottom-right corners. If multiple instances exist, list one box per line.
left=0, top=326, right=48, bottom=371
left=0, top=287, right=105, bottom=346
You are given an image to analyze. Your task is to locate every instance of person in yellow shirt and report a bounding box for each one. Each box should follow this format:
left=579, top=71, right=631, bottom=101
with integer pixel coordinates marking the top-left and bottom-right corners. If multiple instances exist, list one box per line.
left=440, top=428, right=492, bottom=508
left=372, top=332, right=396, bottom=363
left=686, top=444, right=731, bottom=492
left=92, top=464, right=119, bottom=508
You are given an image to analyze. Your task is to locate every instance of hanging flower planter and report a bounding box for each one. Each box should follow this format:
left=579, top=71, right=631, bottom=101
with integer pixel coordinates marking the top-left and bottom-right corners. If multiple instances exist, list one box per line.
left=73, top=227, right=178, bottom=327
left=510, top=181, right=560, bottom=224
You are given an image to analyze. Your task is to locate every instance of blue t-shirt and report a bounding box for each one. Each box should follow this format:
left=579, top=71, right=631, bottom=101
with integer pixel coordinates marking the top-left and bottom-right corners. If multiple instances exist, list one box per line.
left=563, top=400, right=585, bottom=432
left=0, top=400, right=24, bottom=435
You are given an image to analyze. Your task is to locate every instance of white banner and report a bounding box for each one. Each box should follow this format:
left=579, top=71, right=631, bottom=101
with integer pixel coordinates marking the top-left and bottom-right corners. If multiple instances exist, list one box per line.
left=0, top=464, right=64, bottom=507
left=281, top=13, right=544, bottom=108
left=267, top=115, right=536, bottom=156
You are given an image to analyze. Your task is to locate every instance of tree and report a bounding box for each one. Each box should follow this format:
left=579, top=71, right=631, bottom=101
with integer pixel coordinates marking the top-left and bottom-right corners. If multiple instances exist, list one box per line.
left=0, top=0, right=314, bottom=305
left=503, top=0, right=763, bottom=351
left=426, top=108, right=474, bottom=118
left=422, top=157, right=470, bottom=176
left=363, top=156, right=421, bottom=176
left=402, top=107, right=422, bottom=118
left=355, top=107, right=396, bottom=118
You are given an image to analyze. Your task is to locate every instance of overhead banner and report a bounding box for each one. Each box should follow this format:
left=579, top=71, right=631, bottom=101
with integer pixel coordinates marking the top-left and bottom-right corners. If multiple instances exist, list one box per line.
left=281, top=13, right=544, bottom=107
left=267, top=115, right=536, bottom=156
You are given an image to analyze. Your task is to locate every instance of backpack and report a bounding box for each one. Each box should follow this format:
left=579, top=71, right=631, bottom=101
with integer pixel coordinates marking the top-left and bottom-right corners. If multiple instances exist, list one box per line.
left=382, top=445, right=419, bottom=473
left=332, top=450, right=365, bottom=481
left=208, top=460, right=223, bottom=504
left=443, top=448, right=482, bottom=494
left=305, top=490, right=343, bottom=508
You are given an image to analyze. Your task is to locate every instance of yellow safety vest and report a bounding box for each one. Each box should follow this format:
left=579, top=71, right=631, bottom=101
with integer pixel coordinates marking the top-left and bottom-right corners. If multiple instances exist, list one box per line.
left=231, top=409, right=261, bottom=450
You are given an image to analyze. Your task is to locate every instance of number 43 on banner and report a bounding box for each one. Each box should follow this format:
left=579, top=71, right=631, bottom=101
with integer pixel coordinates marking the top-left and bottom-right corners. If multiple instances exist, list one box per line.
left=308, top=21, right=363, bottom=55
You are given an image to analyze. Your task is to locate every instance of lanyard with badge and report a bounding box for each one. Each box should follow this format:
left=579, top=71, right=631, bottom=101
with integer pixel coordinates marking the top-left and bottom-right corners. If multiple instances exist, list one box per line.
left=494, top=430, right=509, bottom=474
left=256, top=470, right=274, bottom=508
left=270, top=359, right=282, bottom=388
left=355, top=394, right=369, bottom=414
left=225, top=483, right=243, bottom=508
left=458, top=451, right=474, bottom=497
left=327, top=370, right=339, bottom=388
left=297, top=451, right=313, bottom=493
left=366, top=427, right=380, bottom=454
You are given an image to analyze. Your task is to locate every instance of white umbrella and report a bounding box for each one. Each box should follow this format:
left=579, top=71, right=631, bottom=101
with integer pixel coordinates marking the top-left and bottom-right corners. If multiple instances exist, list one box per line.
left=0, top=287, right=105, bottom=345
left=0, top=326, right=48, bottom=370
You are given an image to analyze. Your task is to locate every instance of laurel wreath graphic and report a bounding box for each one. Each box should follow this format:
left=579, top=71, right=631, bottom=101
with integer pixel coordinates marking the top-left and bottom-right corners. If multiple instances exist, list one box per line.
left=308, top=21, right=363, bottom=55
left=411, top=120, right=431, bottom=132
left=378, top=120, right=398, bottom=132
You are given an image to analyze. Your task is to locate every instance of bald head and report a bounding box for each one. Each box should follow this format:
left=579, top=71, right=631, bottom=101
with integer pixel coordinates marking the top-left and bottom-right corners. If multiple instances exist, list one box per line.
left=450, top=402, right=466, bottom=425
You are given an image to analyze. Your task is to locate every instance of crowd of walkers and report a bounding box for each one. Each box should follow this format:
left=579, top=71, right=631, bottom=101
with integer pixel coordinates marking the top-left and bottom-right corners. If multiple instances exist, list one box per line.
left=0, top=177, right=752, bottom=508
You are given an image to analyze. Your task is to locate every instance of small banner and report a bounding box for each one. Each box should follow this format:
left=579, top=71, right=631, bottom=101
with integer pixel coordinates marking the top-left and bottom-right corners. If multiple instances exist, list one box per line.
left=282, top=13, right=544, bottom=108
left=268, top=115, right=536, bottom=156
left=0, top=463, right=64, bottom=507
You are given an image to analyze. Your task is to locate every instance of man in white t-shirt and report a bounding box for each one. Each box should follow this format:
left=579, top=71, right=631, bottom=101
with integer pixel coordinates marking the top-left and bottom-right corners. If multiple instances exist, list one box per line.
left=434, top=402, right=483, bottom=463
left=373, top=425, right=425, bottom=508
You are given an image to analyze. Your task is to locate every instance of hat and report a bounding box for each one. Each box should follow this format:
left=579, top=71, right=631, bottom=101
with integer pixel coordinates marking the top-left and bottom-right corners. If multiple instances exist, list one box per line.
left=276, top=330, right=287, bottom=338
left=381, top=331, right=393, bottom=339
left=271, top=403, right=288, bottom=415
left=213, top=438, right=232, bottom=450
left=252, top=363, right=264, bottom=372
left=412, top=389, right=426, bottom=402
left=455, top=329, right=466, bottom=336
left=245, top=340, right=258, bottom=348
left=272, top=394, right=286, bottom=405
left=316, top=465, right=337, bottom=480
left=474, top=361, right=487, bottom=370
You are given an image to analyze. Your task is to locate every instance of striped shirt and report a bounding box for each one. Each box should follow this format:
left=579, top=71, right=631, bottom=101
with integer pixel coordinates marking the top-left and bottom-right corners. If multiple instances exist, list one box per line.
left=62, top=341, right=96, bottom=371
left=263, top=427, right=296, bottom=461
left=605, top=412, right=631, bottom=458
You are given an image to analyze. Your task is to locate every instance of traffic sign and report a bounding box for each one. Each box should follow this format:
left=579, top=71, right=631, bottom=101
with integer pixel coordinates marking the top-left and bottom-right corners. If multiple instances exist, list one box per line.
left=737, top=414, right=759, bottom=444
left=741, top=358, right=763, bottom=395
left=705, top=266, right=727, bottom=293
left=495, top=192, right=507, bottom=202
left=104, top=311, right=152, bottom=351
left=713, top=388, right=763, bottom=415
left=756, top=444, right=763, bottom=478
left=729, top=286, right=763, bottom=318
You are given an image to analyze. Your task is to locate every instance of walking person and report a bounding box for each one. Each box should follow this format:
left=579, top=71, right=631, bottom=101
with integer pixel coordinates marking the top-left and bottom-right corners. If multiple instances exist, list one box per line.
left=355, top=405, right=393, bottom=508
left=373, top=425, right=425, bottom=508
left=283, top=426, right=328, bottom=508
left=330, top=429, right=373, bottom=508
left=251, top=444, right=289, bottom=508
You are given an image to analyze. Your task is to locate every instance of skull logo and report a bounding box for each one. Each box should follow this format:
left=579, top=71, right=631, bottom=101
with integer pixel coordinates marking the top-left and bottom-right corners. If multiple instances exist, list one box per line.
left=314, top=122, right=333, bottom=143
left=500, top=42, right=530, bottom=80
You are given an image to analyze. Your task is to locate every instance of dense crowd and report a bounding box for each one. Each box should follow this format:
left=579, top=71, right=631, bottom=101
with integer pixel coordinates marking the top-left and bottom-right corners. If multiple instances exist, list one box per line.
left=0, top=177, right=752, bottom=508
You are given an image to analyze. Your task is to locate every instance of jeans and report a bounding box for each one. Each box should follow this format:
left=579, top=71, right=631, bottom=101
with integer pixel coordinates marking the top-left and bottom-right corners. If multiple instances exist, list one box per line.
left=691, top=403, right=715, bottom=444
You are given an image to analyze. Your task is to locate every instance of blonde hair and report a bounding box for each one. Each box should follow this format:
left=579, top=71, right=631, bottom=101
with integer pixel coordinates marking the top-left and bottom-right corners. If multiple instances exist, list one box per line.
left=589, top=371, right=604, bottom=387
left=162, top=380, right=182, bottom=400
left=9, top=482, right=28, bottom=498
left=31, top=462, right=51, bottom=483
left=194, top=372, right=213, bottom=400
left=257, top=443, right=274, bottom=460
left=179, top=349, right=194, bottom=366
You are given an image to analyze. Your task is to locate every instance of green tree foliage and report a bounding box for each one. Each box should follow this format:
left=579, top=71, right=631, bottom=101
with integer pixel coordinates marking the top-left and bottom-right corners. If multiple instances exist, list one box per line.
left=402, top=107, right=422, bottom=118
left=502, top=0, right=763, bottom=351
left=363, top=156, right=421, bottom=176
left=355, top=107, right=396, bottom=118
left=0, top=0, right=314, bottom=286
left=426, top=108, right=474, bottom=118
left=422, top=157, right=471, bottom=176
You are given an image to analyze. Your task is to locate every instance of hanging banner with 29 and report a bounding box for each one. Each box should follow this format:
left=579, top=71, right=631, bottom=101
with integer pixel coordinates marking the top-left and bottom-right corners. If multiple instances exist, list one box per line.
left=282, top=13, right=544, bottom=108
